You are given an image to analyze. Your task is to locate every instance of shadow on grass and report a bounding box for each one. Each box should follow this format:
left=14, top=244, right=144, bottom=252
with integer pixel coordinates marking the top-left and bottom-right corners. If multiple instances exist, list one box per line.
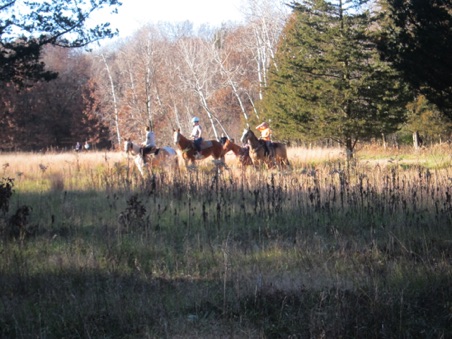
left=0, top=268, right=451, bottom=338
left=1, top=168, right=452, bottom=337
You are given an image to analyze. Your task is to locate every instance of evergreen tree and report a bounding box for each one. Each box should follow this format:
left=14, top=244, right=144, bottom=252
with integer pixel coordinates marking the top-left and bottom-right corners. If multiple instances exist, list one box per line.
left=260, top=0, right=410, bottom=157
left=402, top=95, right=452, bottom=146
left=377, top=0, right=452, bottom=119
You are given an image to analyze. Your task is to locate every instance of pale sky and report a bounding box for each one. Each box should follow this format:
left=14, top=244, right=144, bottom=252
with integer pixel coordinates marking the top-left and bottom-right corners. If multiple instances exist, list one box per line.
left=102, top=0, right=246, bottom=38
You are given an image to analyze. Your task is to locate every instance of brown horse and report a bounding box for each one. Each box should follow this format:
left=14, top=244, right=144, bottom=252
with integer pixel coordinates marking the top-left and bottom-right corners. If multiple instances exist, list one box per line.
left=124, top=139, right=178, bottom=176
left=240, top=128, right=290, bottom=168
left=220, top=137, right=253, bottom=167
left=173, top=129, right=225, bottom=168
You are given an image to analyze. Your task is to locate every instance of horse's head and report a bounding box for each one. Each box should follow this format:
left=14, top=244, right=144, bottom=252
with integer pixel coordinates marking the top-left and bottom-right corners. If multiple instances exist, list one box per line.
left=173, top=128, right=181, bottom=145
left=219, top=136, right=228, bottom=145
left=124, top=138, right=133, bottom=153
left=222, top=139, right=232, bottom=151
left=240, top=128, right=252, bottom=144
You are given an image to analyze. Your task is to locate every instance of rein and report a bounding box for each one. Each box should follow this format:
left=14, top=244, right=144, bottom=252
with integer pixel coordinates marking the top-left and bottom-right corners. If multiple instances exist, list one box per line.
left=175, top=131, right=193, bottom=150
left=245, top=132, right=263, bottom=152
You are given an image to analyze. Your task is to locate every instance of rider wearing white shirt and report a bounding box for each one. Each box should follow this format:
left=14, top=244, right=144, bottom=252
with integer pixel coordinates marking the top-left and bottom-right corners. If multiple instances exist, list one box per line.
left=190, top=117, right=203, bottom=158
left=141, top=126, right=156, bottom=163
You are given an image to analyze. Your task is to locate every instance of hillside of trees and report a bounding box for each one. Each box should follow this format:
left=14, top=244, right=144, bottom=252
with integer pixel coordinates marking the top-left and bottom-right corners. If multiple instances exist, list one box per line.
left=1, top=0, right=451, bottom=152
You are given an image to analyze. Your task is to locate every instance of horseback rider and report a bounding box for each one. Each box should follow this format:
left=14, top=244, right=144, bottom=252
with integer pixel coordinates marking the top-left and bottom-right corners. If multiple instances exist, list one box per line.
left=141, top=125, right=157, bottom=164
left=256, top=121, right=275, bottom=158
left=190, top=117, right=203, bottom=159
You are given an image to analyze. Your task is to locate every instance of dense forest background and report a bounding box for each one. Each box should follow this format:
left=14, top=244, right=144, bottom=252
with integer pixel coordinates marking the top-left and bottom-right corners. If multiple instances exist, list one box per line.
left=1, top=0, right=451, bottom=152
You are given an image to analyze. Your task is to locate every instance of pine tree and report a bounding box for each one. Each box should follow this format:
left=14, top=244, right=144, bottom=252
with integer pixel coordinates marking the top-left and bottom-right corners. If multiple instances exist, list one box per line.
left=403, top=95, right=452, bottom=147
left=260, top=0, right=410, bottom=157
left=377, top=0, right=452, bottom=119
left=0, top=0, right=121, bottom=87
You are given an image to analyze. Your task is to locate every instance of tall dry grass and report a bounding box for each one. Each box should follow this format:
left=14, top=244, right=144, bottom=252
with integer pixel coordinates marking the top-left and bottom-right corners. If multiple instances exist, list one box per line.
left=0, top=145, right=451, bottom=337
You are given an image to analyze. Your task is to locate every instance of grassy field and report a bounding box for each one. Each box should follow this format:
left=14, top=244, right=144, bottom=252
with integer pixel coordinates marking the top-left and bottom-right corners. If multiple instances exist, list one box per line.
left=1, top=145, right=451, bottom=338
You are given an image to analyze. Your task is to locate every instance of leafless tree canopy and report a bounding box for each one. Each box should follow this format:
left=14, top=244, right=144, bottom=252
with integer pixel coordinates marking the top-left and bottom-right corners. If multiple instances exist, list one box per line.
left=0, top=0, right=290, bottom=150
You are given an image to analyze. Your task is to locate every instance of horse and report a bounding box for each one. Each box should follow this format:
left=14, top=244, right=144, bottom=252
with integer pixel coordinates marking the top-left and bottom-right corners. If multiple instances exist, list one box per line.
left=219, top=137, right=253, bottom=167
left=240, top=128, right=290, bottom=168
left=173, top=129, right=225, bottom=168
left=124, top=139, right=178, bottom=176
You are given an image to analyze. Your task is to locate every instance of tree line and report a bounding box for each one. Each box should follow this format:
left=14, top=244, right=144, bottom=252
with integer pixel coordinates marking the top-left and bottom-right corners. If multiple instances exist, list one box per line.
left=1, top=0, right=451, bottom=154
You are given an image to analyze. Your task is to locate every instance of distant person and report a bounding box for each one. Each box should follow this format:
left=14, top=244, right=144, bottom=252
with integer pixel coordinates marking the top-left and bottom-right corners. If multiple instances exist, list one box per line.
left=141, top=126, right=156, bottom=164
left=75, top=142, right=81, bottom=152
left=190, top=117, right=203, bottom=159
left=255, top=121, right=274, bottom=158
left=84, top=141, right=90, bottom=151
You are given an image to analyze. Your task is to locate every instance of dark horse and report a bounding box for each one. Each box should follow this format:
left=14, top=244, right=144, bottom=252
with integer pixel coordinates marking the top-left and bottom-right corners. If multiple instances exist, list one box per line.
left=240, top=128, right=290, bottom=168
left=219, top=137, right=253, bottom=167
left=173, top=129, right=225, bottom=168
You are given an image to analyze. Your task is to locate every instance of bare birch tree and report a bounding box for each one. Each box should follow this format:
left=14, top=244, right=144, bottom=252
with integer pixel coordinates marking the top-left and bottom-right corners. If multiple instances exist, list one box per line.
left=86, top=6, right=290, bottom=147
left=243, top=0, right=289, bottom=103
left=99, top=53, right=122, bottom=146
left=175, top=31, right=222, bottom=140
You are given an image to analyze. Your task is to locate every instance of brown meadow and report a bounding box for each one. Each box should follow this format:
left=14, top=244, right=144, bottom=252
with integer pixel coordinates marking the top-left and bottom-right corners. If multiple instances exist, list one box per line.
left=0, top=145, right=451, bottom=338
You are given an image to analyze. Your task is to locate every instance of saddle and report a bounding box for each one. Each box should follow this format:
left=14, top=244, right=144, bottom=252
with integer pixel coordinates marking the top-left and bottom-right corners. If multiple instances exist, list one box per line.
left=193, top=140, right=213, bottom=150
left=141, top=146, right=157, bottom=164
left=259, top=140, right=273, bottom=157
left=141, top=146, right=159, bottom=159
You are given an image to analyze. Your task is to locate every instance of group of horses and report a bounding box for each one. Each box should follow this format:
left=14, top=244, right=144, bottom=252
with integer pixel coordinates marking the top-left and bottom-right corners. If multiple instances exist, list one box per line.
left=124, top=128, right=290, bottom=176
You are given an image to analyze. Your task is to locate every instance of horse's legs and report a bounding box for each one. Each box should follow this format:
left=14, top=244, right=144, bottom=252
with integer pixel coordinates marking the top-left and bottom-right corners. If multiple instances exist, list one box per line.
left=218, top=155, right=229, bottom=170
left=172, top=157, right=180, bottom=171
left=183, top=156, right=194, bottom=169
left=134, top=156, right=145, bottom=177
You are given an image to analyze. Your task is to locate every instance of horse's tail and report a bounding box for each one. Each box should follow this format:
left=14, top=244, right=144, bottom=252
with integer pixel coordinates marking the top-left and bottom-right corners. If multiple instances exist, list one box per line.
left=274, top=143, right=291, bottom=167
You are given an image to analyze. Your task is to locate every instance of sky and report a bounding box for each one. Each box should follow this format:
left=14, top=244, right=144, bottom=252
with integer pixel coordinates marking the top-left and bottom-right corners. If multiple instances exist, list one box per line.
left=103, top=0, right=246, bottom=38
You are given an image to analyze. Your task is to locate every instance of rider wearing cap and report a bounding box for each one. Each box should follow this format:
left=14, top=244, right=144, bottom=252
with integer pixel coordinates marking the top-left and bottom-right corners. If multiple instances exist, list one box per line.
left=190, top=117, right=203, bottom=159
left=256, top=121, right=274, bottom=158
